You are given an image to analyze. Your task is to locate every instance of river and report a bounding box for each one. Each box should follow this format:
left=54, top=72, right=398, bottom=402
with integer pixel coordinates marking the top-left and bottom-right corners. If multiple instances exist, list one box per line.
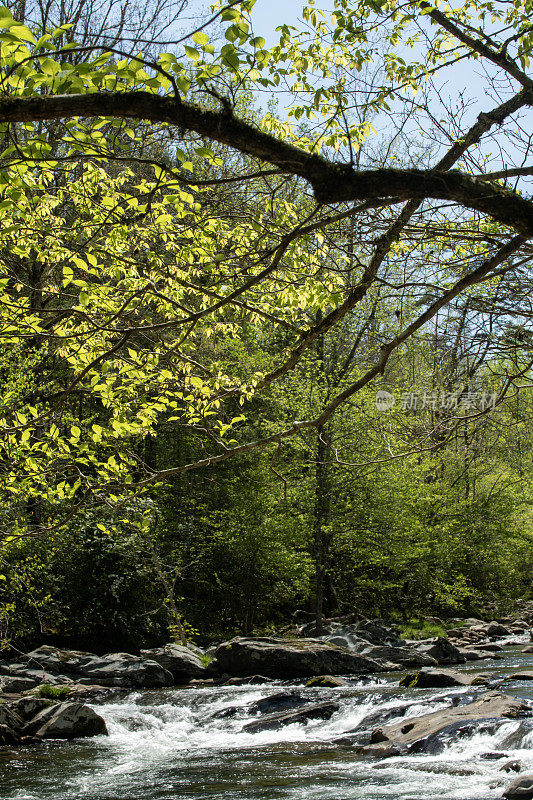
left=2, top=638, right=533, bottom=800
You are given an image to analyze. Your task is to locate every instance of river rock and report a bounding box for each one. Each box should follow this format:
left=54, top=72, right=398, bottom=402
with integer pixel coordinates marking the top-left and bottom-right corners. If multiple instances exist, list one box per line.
left=0, top=697, right=107, bottom=746
left=2, top=661, right=72, bottom=685
left=223, top=675, right=271, bottom=685
left=522, top=646, right=533, bottom=654
left=501, top=761, right=522, bottom=773
left=140, top=644, right=206, bottom=682
left=508, top=672, right=533, bottom=681
left=23, top=646, right=95, bottom=674
left=0, top=675, right=39, bottom=693
left=78, top=653, right=173, bottom=687
left=416, top=638, right=466, bottom=665
left=470, top=673, right=494, bottom=686
left=299, top=620, right=337, bottom=636
left=243, top=701, right=339, bottom=732
left=211, top=637, right=388, bottom=679
left=500, top=721, right=533, bottom=749
left=11, top=697, right=53, bottom=720
left=0, top=703, right=24, bottom=732
left=249, top=691, right=309, bottom=715
left=360, top=692, right=530, bottom=756
left=355, top=702, right=420, bottom=732
left=487, top=622, right=512, bottom=637
left=324, top=634, right=367, bottom=651
left=22, top=646, right=173, bottom=688
left=352, top=619, right=403, bottom=646
left=459, top=649, right=498, bottom=661
left=0, top=723, right=20, bottom=745
left=409, top=718, right=508, bottom=755
left=399, top=668, right=472, bottom=688
left=23, top=670, right=72, bottom=685
left=466, top=643, right=505, bottom=653
left=306, top=675, right=349, bottom=687
left=503, top=774, right=533, bottom=798
left=361, top=645, right=437, bottom=668
left=23, top=702, right=108, bottom=739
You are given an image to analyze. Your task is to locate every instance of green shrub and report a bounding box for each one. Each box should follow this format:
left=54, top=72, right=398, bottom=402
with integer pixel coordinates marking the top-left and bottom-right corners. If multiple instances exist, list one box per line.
left=35, top=684, right=71, bottom=700
left=399, top=621, right=447, bottom=640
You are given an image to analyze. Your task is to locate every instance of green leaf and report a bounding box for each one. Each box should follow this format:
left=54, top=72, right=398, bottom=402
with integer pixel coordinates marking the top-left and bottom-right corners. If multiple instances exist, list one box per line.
left=184, top=45, right=200, bottom=61
left=192, top=31, right=209, bottom=46
left=9, top=24, right=35, bottom=42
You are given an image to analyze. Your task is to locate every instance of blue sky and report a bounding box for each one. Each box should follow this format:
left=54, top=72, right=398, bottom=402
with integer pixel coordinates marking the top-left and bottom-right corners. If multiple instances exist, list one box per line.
left=249, top=0, right=303, bottom=43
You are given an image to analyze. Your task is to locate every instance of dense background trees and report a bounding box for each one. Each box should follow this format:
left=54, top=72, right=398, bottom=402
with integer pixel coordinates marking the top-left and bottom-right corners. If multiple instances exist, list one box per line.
left=0, top=0, right=531, bottom=650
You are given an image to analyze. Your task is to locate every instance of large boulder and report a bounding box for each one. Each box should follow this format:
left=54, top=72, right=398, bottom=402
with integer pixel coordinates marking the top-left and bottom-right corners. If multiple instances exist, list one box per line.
left=399, top=668, right=473, bottom=688
left=4, top=664, right=73, bottom=685
left=249, top=691, right=309, bottom=715
left=211, top=637, right=388, bottom=678
left=23, top=702, right=107, bottom=739
left=3, top=655, right=74, bottom=685
left=359, top=692, right=530, bottom=756
left=306, top=675, right=349, bottom=687
left=23, top=646, right=95, bottom=674
left=209, top=691, right=319, bottom=723
left=11, top=697, right=53, bottom=720
left=140, top=644, right=206, bottom=682
left=361, top=645, right=437, bottom=669
left=0, top=675, right=39, bottom=693
left=503, top=775, right=533, bottom=799
left=78, top=653, right=173, bottom=687
left=0, top=697, right=107, bottom=746
left=416, top=637, right=465, bottom=665
left=243, top=701, right=339, bottom=732
left=0, top=703, right=24, bottom=733
left=486, top=622, right=512, bottom=638
left=22, top=646, right=173, bottom=688
left=352, top=620, right=403, bottom=646
left=472, top=643, right=504, bottom=652
left=323, top=634, right=367, bottom=651
left=459, top=648, right=499, bottom=661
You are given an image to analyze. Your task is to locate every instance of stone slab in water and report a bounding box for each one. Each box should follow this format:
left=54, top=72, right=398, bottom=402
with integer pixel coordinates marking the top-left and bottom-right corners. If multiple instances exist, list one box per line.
left=504, top=774, right=533, bottom=798
left=23, top=702, right=108, bottom=739
left=306, top=675, right=349, bottom=687
left=360, top=691, right=531, bottom=756
left=399, top=668, right=473, bottom=688
left=243, top=700, right=340, bottom=732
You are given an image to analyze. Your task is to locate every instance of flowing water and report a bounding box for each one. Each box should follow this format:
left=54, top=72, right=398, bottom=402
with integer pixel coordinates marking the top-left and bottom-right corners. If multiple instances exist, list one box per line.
left=2, top=639, right=533, bottom=800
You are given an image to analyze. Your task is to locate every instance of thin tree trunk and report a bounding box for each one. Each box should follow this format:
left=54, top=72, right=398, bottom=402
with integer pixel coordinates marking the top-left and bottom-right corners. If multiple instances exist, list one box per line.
left=313, top=427, right=332, bottom=635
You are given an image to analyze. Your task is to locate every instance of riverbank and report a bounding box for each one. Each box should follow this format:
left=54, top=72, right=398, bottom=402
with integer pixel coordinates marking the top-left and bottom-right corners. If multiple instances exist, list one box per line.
left=1, top=637, right=533, bottom=800
left=2, top=615, right=533, bottom=799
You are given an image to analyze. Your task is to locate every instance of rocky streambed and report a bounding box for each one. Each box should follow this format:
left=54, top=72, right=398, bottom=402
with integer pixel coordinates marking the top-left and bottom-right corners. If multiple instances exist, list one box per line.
left=2, top=620, right=533, bottom=799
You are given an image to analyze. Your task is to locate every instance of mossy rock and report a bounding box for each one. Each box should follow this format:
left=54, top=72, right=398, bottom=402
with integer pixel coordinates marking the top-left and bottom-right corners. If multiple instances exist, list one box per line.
left=306, top=675, right=349, bottom=687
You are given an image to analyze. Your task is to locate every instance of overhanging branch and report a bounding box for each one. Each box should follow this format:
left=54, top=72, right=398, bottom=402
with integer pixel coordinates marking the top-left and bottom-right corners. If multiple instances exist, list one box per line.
left=1, top=91, right=533, bottom=235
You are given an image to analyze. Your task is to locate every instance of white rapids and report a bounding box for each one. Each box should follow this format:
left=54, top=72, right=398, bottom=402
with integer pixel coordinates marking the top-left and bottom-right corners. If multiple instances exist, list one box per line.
left=4, top=641, right=533, bottom=800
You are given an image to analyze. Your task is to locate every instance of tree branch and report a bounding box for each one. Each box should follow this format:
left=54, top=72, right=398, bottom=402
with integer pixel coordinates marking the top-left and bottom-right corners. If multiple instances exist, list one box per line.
left=1, top=91, right=533, bottom=234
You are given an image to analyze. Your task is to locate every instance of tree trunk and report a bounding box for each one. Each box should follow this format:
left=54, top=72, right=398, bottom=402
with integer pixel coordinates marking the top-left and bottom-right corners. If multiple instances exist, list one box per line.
left=313, top=428, right=331, bottom=635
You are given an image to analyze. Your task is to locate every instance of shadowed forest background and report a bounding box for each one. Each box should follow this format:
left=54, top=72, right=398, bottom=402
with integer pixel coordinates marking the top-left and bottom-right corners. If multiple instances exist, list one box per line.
left=0, top=0, right=532, bottom=653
